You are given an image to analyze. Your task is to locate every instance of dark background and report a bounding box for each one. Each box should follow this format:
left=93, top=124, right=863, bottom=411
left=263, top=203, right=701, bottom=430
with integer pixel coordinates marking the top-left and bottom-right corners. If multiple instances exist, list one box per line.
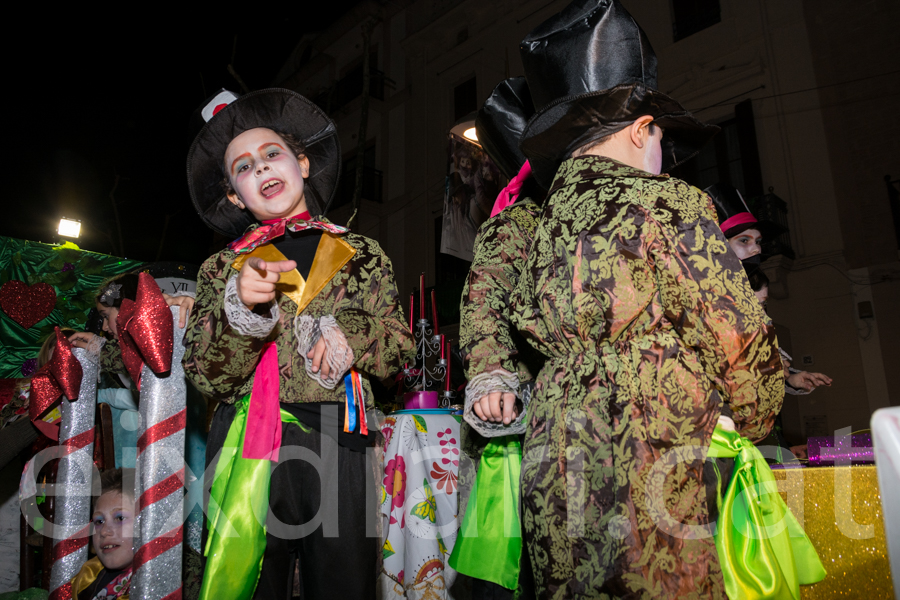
left=2, top=10, right=356, bottom=265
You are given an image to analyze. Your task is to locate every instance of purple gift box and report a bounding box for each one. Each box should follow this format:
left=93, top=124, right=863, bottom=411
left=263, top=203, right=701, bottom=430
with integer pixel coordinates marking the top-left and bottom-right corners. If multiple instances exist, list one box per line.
left=807, top=433, right=874, bottom=466
left=403, top=391, right=438, bottom=410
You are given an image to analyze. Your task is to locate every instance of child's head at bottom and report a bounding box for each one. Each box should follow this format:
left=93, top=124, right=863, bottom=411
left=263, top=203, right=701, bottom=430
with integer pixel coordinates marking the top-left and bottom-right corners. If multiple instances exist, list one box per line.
left=92, top=468, right=136, bottom=571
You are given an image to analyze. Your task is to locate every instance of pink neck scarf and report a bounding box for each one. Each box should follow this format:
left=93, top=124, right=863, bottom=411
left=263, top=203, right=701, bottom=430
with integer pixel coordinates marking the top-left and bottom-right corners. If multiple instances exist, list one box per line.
left=228, top=211, right=348, bottom=254
left=490, top=161, right=532, bottom=218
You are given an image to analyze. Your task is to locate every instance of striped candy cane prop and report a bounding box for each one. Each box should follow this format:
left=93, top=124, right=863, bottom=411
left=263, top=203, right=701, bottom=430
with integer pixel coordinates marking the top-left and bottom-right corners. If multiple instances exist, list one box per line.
left=48, top=344, right=100, bottom=600
left=131, top=303, right=186, bottom=600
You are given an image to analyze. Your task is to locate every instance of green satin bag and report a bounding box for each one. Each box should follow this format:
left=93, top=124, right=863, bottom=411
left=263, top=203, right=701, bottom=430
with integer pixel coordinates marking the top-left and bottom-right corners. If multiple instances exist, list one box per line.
left=198, top=395, right=308, bottom=600
left=709, top=425, right=826, bottom=600
left=448, top=435, right=522, bottom=590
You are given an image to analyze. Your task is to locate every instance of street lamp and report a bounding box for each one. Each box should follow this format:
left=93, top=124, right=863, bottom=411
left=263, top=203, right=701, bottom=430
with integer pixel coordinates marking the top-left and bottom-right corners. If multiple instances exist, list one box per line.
left=449, top=113, right=480, bottom=146
left=58, top=218, right=81, bottom=239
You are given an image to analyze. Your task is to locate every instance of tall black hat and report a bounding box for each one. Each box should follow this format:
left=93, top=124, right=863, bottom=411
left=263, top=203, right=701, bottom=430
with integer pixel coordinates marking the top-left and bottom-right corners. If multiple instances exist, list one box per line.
left=475, top=77, right=536, bottom=181
left=519, top=0, right=719, bottom=187
left=187, top=88, right=341, bottom=239
left=705, top=182, right=785, bottom=240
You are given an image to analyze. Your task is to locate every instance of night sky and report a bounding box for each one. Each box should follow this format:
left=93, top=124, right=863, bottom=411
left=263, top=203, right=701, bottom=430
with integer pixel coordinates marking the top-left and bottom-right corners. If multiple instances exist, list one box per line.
left=3, top=10, right=356, bottom=266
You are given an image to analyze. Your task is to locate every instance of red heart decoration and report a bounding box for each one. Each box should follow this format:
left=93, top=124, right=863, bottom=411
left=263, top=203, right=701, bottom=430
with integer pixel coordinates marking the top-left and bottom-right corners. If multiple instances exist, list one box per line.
left=0, top=280, right=57, bottom=329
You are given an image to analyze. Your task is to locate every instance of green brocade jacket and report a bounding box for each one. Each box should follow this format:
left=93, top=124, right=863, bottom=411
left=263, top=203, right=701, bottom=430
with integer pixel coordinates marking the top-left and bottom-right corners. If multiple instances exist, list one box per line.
left=510, top=157, right=784, bottom=598
left=457, top=198, right=544, bottom=520
left=182, top=230, right=415, bottom=408
left=460, top=198, right=544, bottom=401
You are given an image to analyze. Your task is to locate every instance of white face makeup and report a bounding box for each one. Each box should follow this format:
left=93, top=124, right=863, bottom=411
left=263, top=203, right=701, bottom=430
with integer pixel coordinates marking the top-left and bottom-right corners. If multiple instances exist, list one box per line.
left=224, top=128, right=310, bottom=222
left=642, top=122, right=664, bottom=175
left=97, top=303, right=119, bottom=340
left=728, top=228, right=763, bottom=260
left=91, top=492, right=135, bottom=571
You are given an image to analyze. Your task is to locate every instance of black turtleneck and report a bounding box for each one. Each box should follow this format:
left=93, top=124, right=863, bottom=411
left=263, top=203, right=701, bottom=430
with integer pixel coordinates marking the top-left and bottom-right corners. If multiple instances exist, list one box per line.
left=272, top=229, right=323, bottom=280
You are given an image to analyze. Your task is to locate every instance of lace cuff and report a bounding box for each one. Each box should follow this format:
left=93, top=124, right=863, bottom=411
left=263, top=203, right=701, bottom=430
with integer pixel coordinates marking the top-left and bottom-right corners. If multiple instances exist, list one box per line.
left=463, top=370, right=529, bottom=437
left=785, top=384, right=811, bottom=396
left=85, top=335, right=106, bottom=363
left=224, top=274, right=280, bottom=338
left=294, top=314, right=354, bottom=390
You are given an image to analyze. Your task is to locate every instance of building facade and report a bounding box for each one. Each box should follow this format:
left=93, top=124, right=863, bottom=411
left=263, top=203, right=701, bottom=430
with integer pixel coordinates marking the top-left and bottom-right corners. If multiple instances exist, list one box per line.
left=273, top=0, right=900, bottom=437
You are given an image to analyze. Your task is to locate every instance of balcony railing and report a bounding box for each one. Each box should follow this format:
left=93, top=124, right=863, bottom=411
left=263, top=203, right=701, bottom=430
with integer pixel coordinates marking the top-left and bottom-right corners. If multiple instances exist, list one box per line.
left=313, top=67, right=385, bottom=115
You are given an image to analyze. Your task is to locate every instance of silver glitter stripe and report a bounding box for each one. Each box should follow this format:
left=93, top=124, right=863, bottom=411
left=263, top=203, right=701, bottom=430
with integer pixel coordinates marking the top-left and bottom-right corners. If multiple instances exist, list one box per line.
left=49, top=347, right=99, bottom=594
left=132, top=308, right=186, bottom=600
left=133, top=544, right=183, bottom=600
left=138, top=432, right=186, bottom=538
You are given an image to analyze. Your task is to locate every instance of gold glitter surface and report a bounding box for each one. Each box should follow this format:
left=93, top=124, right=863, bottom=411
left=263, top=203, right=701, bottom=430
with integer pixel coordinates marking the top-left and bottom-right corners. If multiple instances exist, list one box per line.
left=772, top=466, right=894, bottom=599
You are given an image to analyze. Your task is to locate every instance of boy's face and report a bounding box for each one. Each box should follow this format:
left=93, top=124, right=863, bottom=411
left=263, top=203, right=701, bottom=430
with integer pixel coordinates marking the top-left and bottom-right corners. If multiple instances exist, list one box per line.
left=92, top=491, right=135, bottom=571
left=224, top=128, right=310, bottom=221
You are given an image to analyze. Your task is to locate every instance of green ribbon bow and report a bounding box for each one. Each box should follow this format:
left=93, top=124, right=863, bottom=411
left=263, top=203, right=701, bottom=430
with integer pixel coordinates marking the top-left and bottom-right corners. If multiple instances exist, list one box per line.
left=198, top=395, right=309, bottom=600
left=710, top=424, right=826, bottom=600
left=448, top=435, right=522, bottom=590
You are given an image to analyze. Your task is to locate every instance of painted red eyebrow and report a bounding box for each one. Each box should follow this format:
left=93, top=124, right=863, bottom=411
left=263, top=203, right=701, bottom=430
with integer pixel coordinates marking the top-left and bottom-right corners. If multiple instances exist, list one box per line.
left=258, top=142, right=286, bottom=151
left=230, top=152, right=251, bottom=173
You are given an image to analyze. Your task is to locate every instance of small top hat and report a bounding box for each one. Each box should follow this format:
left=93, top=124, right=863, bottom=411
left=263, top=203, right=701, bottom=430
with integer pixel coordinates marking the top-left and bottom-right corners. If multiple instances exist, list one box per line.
left=519, top=0, right=719, bottom=187
left=187, top=88, right=341, bottom=239
left=475, top=77, right=536, bottom=181
left=705, top=182, right=785, bottom=240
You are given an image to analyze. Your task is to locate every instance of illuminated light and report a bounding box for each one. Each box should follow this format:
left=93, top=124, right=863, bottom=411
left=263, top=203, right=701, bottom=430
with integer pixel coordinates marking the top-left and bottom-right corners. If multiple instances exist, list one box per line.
left=58, top=218, right=81, bottom=238
left=449, top=113, right=480, bottom=147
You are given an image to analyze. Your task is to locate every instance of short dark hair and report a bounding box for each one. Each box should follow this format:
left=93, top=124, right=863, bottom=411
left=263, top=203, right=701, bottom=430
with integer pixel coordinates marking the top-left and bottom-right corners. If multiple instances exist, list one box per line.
left=220, top=128, right=308, bottom=197
left=97, top=468, right=136, bottom=501
left=748, top=268, right=769, bottom=292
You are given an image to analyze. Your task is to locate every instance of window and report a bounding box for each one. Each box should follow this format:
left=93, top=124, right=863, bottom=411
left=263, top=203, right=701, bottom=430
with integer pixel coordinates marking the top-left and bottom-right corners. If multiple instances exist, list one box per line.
left=453, top=77, right=477, bottom=122
left=313, top=51, right=384, bottom=114
left=670, top=100, right=763, bottom=199
left=333, top=143, right=382, bottom=209
left=671, top=0, right=721, bottom=41
left=671, top=99, right=795, bottom=257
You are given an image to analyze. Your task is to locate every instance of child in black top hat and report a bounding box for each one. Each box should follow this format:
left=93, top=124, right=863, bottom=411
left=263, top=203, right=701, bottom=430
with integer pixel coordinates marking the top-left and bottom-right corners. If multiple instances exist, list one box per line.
left=184, top=88, right=414, bottom=600
left=511, top=0, right=785, bottom=597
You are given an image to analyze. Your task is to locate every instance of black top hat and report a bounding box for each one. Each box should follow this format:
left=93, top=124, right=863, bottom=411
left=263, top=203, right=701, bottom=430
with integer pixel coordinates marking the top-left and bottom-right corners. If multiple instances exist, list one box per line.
left=705, top=182, right=785, bottom=240
left=519, top=0, right=719, bottom=187
left=475, top=77, right=536, bottom=181
left=187, top=88, right=341, bottom=239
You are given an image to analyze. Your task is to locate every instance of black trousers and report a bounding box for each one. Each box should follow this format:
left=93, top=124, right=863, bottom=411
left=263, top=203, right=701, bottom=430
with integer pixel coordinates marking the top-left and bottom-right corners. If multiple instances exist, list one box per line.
left=205, top=404, right=376, bottom=600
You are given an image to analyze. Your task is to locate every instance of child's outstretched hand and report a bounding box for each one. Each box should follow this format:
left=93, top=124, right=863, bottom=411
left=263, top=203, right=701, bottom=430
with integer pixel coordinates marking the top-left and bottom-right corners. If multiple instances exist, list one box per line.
left=161, top=293, right=195, bottom=328
left=68, top=331, right=98, bottom=349
left=236, top=257, right=297, bottom=309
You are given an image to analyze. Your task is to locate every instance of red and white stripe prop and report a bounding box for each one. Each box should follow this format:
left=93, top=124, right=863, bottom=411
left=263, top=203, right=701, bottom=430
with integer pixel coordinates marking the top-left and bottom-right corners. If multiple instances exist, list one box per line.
left=47, top=343, right=97, bottom=600
left=123, top=274, right=185, bottom=600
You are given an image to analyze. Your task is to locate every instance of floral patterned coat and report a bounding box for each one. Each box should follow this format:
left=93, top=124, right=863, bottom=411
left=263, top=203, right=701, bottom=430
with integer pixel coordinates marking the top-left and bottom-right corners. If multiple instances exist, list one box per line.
left=182, top=230, right=415, bottom=408
left=460, top=198, right=544, bottom=389
left=457, top=197, right=544, bottom=521
left=510, top=156, right=784, bottom=599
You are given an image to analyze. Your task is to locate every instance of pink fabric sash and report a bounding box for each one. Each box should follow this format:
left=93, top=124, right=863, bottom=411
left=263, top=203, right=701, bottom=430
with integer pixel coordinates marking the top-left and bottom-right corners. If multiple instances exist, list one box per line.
left=490, top=161, right=532, bottom=218
left=243, top=342, right=283, bottom=461
left=720, top=212, right=757, bottom=233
